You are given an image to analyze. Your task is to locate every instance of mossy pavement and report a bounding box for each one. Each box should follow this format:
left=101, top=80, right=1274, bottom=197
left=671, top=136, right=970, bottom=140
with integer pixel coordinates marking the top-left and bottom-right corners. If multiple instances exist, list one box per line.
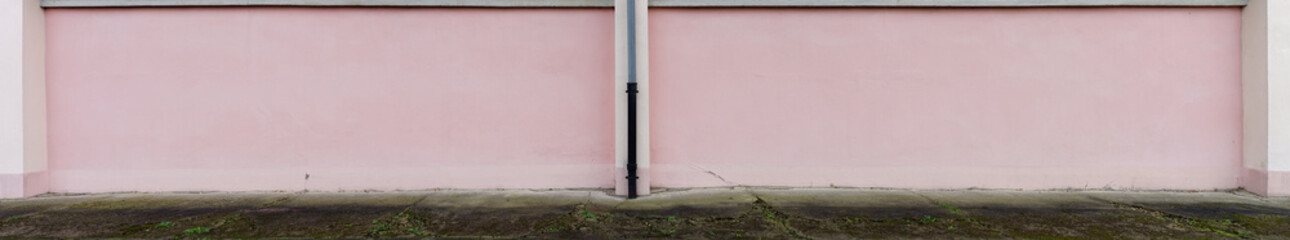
left=1, top=187, right=1288, bottom=239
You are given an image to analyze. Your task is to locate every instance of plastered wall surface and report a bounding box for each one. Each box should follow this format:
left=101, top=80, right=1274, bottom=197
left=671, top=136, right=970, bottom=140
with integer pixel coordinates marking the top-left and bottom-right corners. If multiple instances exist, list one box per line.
left=42, top=6, right=1247, bottom=193
left=650, top=8, right=1243, bottom=190
left=45, top=8, right=615, bottom=192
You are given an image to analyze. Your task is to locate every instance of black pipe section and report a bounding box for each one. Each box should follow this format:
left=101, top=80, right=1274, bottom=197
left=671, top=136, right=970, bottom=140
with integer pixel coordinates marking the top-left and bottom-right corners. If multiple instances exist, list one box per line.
left=625, top=0, right=639, bottom=199
left=626, top=82, right=639, bottom=199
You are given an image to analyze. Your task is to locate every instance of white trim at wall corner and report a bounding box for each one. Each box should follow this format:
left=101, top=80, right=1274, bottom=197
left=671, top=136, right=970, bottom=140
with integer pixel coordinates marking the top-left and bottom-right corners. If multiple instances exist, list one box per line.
left=42, top=0, right=1247, bottom=8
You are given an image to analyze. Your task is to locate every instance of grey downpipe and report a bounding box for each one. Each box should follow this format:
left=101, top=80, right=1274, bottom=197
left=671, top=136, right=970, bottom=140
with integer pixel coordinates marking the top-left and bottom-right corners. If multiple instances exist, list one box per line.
left=625, top=0, right=639, bottom=199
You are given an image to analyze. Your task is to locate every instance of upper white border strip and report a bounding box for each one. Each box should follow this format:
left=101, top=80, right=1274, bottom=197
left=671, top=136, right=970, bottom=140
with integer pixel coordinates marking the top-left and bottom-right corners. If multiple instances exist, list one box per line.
left=652, top=0, right=1247, bottom=7
left=43, top=0, right=1247, bottom=8
left=42, top=0, right=616, bottom=8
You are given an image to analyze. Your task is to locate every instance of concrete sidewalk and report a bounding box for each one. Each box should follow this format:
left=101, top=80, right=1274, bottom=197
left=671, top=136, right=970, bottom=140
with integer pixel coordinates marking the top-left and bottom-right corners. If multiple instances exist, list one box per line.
left=1, top=188, right=1288, bottom=239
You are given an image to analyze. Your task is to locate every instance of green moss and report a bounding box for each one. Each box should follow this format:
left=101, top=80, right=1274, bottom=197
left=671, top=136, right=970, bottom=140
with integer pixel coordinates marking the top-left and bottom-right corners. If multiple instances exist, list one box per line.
left=183, top=227, right=210, bottom=235
left=937, top=202, right=963, bottom=215
left=153, top=221, right=175, bottom=229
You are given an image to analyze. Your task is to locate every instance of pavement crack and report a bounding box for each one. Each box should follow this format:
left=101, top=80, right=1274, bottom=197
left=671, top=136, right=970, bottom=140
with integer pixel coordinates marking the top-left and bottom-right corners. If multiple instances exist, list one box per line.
left=752, top=198, right=813, bottom=240
left=611, top=199, right=627, bottom=210
left=209, top=192, right=300, bottom=233
left=749, top=191, right=763, bottom=202
left=258, top=192, right=300, bottom=209
left=913, top=193, right=1014, bottom=238
left=1098, top=199, right=1255, bottom=239
left=582, top=191, right=594, bottom=207
left=409, top=194, right=431, bottom=208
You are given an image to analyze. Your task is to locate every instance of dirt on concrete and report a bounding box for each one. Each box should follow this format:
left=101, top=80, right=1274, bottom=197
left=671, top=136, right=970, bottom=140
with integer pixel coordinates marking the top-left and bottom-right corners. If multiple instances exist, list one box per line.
left=0, top=188, right=1288, bottom=239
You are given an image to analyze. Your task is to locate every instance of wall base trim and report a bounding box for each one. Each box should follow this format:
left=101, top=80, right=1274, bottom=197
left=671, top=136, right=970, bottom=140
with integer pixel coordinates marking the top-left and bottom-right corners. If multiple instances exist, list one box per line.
left=0, top=171, right=48, bottom=199
left=1243, top=168, right=1290, bottom=196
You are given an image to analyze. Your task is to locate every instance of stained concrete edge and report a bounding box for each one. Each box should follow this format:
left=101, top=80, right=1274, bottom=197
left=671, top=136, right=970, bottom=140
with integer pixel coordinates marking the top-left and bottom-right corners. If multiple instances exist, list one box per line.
left=4, top=188, right=1287, bottom=213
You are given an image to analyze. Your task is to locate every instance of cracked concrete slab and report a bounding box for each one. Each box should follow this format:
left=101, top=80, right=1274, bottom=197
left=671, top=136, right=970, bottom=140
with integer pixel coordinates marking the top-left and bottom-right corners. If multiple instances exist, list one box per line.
left=0, top=194, right=109, bottom=216
left=608, top=187, right=758, bottom=217
left=1085, top=191, right=1290, bottom=217
left=218, top=192, right=430, bottom=238
left=415, top=190, right=597, bottom=210
left=1, top=188, right=1289, bottom=239
left=914, top=190, right=1230, bottom=239
left=752, top=188, right=940, bottom=218
left=917, top=190, right=1116, bottom=214
left=280, top=192, right=422, bottom=208
left=1268, top=197, right=1290, bottom=208
left=67, top=192, right=290, bottom=210
left=0, top=193, right=290, bottom=238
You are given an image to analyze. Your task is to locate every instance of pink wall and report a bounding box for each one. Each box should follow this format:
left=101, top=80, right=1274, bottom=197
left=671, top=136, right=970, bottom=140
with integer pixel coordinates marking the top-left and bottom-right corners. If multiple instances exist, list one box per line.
left=45, top=7, right=1244, bottom=193
left=651, top=8, right=1244, bottom=190
left=45, top=8, right=615, bottom=192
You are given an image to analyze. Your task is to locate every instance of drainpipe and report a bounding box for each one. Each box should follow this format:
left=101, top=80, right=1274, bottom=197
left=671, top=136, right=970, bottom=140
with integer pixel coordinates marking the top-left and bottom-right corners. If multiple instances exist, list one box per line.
left=625, top=0, right=639, bottom=199
left=627, top=82, right=639, bottom=199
